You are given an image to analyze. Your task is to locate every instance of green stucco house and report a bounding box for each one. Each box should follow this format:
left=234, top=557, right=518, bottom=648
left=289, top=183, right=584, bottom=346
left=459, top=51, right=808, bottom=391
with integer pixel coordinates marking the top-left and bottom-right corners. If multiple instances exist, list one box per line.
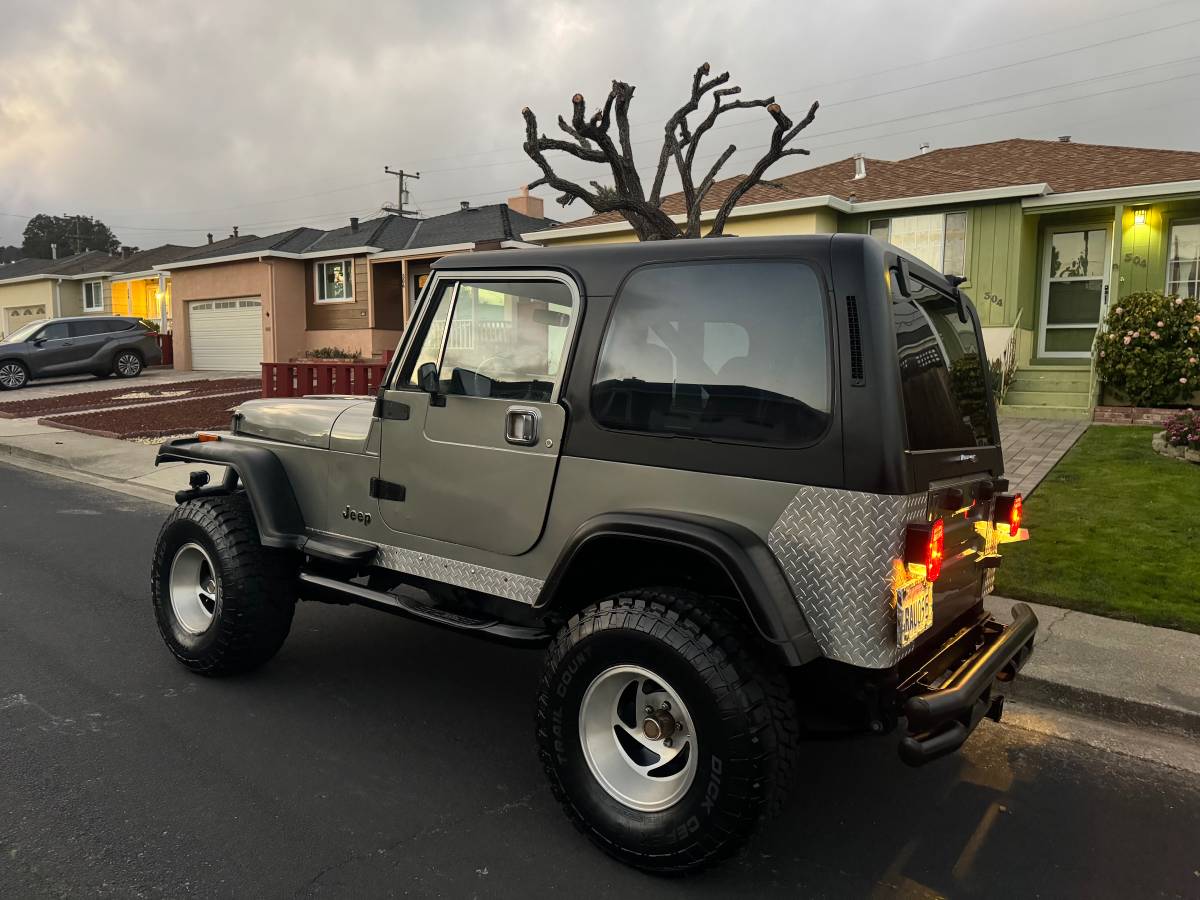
left=527, top=137, right=1200, bottom=418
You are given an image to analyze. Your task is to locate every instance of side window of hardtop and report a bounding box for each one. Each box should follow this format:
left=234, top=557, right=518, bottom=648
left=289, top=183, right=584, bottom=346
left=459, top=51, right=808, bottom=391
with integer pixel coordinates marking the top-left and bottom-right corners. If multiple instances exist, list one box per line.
left=398, top=277, right=575, bottom=403
left=591, top=260, right=831, bottom=445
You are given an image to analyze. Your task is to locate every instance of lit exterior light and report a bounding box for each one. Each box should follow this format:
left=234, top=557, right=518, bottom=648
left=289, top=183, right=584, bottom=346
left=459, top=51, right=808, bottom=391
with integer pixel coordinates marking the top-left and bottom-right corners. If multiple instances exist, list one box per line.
left=1133, top=208, right=1148, bottom=226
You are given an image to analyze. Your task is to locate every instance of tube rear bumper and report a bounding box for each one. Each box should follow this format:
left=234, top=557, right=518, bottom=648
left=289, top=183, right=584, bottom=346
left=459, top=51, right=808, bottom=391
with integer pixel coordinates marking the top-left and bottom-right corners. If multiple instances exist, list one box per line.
left=898, top=602, right=1038, bottom=766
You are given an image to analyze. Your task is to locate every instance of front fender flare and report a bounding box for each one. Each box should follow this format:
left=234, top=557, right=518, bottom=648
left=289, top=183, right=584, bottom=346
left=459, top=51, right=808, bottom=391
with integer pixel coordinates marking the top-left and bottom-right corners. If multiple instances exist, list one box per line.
left=537, top=511, right=820, bottom=666
left=156, top=437, right=306, bottom=550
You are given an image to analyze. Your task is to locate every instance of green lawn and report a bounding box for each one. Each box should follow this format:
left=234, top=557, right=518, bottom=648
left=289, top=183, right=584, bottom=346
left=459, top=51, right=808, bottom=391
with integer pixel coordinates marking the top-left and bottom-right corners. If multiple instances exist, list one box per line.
left=994, top=425, right=1200, bottom=634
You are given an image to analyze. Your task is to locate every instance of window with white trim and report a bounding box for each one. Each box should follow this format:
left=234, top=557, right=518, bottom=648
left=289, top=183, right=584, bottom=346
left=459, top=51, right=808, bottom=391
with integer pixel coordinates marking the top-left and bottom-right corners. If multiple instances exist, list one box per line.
left=316, top=259, right=354, bottom=302
left=868, top=212, right=968, bottom=277
left=83, top=280, right=104, bottom=312
left=1166, top=221, right=1200, bottom=299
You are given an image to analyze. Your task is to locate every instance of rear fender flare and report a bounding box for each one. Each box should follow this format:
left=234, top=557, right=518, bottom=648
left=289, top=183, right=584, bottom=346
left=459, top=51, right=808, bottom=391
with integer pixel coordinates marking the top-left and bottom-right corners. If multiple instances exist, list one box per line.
left=537, top=511, right=820, bottom=665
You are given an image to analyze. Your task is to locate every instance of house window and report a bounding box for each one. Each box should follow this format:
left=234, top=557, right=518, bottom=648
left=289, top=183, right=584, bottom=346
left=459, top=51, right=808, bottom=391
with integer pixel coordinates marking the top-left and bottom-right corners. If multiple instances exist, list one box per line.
left=1166, top=221, right=1200, bottom=299
left=83, top=280, right=104, bottom=312
left=316, top=259, right=354, bottom=302
left=868, top=212, right=968, bottom=277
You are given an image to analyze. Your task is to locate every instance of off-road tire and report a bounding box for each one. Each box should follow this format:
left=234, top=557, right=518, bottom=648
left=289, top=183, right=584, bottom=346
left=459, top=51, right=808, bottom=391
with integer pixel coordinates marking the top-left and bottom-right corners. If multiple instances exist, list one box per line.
left=151, top=494, right=296, bottom=675
left=535, top=588, right=800, bottom=873
left=114, top=350, right=143, bottom=378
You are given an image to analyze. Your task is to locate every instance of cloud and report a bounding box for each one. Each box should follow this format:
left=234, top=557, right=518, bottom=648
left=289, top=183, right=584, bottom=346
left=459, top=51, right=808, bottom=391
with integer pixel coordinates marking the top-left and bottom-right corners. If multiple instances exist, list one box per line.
left=1, top=0, right=1196, bottom=248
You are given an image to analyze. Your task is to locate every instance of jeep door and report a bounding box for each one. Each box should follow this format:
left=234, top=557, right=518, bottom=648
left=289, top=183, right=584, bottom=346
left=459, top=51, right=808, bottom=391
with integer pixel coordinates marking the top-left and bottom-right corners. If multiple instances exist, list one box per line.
left=375, top=273, right=577, bottom=556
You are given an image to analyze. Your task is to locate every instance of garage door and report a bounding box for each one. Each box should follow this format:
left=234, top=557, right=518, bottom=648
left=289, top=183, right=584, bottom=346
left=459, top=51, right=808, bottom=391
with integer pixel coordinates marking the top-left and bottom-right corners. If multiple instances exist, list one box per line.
left=189, top=298, right=263, bottom=370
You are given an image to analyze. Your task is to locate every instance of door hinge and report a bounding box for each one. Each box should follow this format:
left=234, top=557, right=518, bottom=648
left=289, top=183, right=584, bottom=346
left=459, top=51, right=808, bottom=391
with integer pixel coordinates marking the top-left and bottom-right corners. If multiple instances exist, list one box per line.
left=369, top=477, right=406, bottom=501
left=372, top=396, right=410, bottom=421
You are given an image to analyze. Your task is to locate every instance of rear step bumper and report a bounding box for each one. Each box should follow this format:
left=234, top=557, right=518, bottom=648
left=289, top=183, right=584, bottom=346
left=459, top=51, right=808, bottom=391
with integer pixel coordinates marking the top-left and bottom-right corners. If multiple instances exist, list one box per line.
left=898, top=603, right=1038, bottom=766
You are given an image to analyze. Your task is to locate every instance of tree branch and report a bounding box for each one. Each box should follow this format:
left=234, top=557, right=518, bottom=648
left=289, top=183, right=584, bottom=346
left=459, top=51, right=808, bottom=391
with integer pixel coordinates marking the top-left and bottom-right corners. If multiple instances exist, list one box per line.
left=519, top=65, right=818, bottom=242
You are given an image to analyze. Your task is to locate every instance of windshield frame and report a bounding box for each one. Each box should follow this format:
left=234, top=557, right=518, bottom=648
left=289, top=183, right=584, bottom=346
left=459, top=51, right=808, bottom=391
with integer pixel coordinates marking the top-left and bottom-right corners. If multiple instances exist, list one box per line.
left=1, top=320, right=48, bottom=344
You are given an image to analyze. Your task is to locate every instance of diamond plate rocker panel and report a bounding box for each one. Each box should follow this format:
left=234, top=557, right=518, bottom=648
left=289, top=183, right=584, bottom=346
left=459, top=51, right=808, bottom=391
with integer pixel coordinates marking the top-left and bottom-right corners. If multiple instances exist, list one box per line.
left=768, top=487, right=927, bottom=669
left=373, top=543, right=544, bottom=605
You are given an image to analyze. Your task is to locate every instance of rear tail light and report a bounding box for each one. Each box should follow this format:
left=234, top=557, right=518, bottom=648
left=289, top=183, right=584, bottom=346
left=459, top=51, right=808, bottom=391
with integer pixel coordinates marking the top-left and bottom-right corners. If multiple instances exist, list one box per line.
left=994, top=492, right=1023, bottom=537
left=905, top=518, right=945, bottom=582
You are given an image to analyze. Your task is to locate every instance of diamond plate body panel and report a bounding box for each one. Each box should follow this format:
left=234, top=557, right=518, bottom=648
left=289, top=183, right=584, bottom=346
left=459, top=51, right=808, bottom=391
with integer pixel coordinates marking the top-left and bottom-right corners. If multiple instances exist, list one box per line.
left=768, top=486, right=927, bottom=668
left=372, top=542, right=544, bottom=605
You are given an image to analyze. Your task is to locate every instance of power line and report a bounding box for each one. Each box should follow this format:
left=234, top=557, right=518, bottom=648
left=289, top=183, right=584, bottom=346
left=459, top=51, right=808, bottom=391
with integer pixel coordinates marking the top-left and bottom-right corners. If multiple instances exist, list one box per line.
left=5, top=47, right=1199, bottom=239
left=18, top=0, right=1189, bottom=225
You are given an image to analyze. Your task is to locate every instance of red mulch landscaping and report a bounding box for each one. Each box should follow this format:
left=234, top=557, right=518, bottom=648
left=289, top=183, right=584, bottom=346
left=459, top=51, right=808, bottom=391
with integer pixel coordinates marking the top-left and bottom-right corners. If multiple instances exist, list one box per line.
left=0, top=378, right=258, bottom=419
left=40, top=390, right=259, bottom=440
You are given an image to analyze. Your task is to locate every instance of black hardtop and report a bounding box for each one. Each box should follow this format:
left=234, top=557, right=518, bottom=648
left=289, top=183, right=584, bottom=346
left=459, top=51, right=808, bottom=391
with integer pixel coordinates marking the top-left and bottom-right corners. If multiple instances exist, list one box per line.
left=432, top=234, right=842, bottom=296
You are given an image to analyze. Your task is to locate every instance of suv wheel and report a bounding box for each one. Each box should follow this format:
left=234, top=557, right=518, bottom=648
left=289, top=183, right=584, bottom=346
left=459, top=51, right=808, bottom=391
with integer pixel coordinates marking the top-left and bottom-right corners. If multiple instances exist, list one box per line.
left=0, top=361, right=29, bottom=390
left=114, top=350, right=143, bottom=377
left=151, top=494, right=297, bottom=675
left=536, top=588, right=799, bottom=872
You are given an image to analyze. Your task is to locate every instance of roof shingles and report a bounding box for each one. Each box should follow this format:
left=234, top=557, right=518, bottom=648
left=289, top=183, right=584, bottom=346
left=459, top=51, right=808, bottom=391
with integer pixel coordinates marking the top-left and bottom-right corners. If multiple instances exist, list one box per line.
left=551, top=138, right=1200, bottom=231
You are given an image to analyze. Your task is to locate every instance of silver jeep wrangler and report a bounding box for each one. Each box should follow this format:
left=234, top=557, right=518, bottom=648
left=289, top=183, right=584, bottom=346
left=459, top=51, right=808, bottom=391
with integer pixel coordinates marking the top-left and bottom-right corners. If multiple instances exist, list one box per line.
left=151, top=235, right=1036, bottom=872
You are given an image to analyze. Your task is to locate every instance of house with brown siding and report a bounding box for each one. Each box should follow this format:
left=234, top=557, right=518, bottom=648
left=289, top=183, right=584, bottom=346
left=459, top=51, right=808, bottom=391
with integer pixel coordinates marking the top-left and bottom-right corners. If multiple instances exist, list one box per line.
left=160, top=191, right=555, bottom=371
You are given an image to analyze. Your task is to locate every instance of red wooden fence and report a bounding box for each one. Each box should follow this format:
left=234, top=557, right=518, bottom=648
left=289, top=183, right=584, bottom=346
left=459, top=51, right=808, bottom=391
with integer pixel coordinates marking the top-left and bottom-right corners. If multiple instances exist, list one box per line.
left=154, top=333, right=174, bottom=367
left=260, top=352, right=394, bottom=398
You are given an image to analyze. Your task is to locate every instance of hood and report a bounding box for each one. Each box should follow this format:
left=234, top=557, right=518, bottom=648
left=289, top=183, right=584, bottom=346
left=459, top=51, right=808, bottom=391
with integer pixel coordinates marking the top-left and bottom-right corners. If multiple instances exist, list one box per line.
left=233, top=395, right=373, bottom=449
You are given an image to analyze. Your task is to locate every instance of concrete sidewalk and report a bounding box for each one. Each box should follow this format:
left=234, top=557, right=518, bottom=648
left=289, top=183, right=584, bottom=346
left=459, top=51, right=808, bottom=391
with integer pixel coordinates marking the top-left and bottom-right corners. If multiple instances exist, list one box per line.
left=0, top=415, right=224, bottom=498
left=987, top=596, right=1200, bottom=738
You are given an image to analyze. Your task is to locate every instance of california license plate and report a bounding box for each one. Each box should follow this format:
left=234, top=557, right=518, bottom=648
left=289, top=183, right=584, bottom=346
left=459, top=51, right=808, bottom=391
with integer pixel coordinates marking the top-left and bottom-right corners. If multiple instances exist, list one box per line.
left=896, top=581, right=934, bottom=648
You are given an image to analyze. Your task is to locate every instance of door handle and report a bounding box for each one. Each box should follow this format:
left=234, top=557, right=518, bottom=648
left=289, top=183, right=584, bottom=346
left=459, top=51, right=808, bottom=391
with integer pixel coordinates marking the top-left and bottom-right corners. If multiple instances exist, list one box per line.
left=505, top=407, right=540, bottom=446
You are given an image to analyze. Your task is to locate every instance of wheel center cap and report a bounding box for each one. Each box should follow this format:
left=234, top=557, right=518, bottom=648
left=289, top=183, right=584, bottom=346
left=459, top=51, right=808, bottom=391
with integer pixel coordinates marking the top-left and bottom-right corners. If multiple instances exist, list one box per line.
left=642, top=709, right=677, bottom=742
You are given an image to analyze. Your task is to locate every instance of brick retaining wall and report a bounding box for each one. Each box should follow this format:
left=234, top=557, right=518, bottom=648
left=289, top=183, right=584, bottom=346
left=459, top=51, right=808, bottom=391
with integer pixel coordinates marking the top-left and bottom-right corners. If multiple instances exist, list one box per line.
left=1093, top=406, right=1182, bottom=426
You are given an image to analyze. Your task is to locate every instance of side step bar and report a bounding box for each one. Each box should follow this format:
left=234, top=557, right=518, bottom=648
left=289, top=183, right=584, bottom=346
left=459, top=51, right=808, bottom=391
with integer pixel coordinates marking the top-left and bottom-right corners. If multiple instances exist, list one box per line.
left=297, top=571, right=551, bottom=647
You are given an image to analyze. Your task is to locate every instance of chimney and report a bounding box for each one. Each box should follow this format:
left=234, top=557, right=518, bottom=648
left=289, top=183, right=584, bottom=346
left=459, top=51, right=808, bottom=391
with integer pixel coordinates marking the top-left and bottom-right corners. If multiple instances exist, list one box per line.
left=50, top=242, right=58, bottom=259
left=350, top=216, right=360, bottom=232
left=918, top=142, right=930, bottom=154
left=233, top=225, right=240, bottom=237
left=1058, top=135, right=1071, bottom=142
left=460, top=201, right=471, bottom=211
left=207, top=233, right=213, bottom=244
left=853, top=154, right=867, bottom=180
left=507, top=185, right=544, bottom=219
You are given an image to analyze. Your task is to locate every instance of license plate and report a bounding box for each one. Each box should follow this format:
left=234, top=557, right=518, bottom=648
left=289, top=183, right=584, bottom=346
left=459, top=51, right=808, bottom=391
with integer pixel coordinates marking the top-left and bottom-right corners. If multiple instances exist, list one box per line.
left=896, top=581, right=934, bottom=648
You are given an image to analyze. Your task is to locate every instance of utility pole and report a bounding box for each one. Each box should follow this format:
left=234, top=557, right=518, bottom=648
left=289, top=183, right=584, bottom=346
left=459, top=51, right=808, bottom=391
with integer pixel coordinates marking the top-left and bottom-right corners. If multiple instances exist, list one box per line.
left=383, top=167, right=420, bottom=217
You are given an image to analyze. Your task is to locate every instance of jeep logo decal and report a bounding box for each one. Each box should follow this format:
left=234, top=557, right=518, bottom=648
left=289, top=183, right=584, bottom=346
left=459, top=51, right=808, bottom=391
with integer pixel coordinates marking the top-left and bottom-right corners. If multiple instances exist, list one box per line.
left=342, top=506, right=371, bottom=525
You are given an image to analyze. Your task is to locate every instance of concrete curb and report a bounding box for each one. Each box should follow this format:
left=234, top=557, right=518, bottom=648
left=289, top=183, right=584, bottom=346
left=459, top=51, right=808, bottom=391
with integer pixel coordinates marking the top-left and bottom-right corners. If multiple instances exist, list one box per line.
left=987, top=597, right=1200, bottom=740
left=1003, top=673, right=1200, bottom=739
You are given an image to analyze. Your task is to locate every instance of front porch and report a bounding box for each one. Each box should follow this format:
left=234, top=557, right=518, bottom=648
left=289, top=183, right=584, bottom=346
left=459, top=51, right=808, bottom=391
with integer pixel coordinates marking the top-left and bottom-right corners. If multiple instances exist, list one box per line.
left=996, top=192, right=1200, bottom=420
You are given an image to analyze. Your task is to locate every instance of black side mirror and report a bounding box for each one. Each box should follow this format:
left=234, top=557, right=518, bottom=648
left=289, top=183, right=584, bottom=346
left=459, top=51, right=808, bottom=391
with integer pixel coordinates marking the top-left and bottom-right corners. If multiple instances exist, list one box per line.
left=31, top=337, right=46, bottom=347
left=417, top=361, right=445, bottom=407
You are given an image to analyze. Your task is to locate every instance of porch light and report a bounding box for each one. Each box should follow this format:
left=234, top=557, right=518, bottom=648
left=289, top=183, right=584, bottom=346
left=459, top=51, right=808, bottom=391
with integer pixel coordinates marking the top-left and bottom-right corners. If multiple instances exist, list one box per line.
left=1133, top=208, right=1148, bottom=226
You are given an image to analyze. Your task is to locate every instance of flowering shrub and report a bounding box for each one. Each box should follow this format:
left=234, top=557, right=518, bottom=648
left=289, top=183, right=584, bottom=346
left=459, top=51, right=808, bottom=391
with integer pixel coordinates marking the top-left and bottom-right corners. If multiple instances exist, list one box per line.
left=1163, top=408, right=1200, bottom=448
left=1094, top=291, right=1200, bottom=406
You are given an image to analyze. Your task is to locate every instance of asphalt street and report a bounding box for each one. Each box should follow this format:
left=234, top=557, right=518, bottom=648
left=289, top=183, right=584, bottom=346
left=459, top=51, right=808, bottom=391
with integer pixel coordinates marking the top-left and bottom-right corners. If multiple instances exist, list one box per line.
left=1, top=460, right=1198, bottom=898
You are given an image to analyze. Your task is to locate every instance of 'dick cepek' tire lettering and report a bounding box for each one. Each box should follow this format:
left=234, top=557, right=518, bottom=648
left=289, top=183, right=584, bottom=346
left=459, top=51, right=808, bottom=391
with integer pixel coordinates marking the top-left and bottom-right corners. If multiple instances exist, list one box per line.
left=534, top=588, right=799, bottom=873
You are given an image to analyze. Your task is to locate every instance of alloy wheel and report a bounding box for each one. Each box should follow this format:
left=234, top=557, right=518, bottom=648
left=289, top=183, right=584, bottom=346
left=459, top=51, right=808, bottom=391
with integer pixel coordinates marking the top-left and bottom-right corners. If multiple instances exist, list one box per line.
left=169, top=542, right=219, bottom=635
left=117, top=353, right=142, bottom=376
left=578, top=665, right=698, bottom=812
left=0, top=362, right=27, bottom=389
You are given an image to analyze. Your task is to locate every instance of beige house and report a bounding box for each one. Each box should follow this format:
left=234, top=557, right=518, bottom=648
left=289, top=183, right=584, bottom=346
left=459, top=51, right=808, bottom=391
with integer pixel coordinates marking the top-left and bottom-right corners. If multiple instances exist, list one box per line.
left=0, top=251, right=119, bottom=337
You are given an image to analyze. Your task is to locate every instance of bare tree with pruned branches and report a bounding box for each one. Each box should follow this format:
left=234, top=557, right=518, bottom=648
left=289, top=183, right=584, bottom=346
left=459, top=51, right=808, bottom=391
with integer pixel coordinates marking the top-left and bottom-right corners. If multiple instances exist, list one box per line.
left=521, top=63, right=819, bottom=241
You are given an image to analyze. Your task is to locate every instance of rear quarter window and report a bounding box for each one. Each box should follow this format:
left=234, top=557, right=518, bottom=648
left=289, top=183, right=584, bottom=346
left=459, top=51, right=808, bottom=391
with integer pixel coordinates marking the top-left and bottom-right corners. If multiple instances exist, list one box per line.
left=892, top=286, right=995, bottom=450
left=591, top=260, right=830, bottom=445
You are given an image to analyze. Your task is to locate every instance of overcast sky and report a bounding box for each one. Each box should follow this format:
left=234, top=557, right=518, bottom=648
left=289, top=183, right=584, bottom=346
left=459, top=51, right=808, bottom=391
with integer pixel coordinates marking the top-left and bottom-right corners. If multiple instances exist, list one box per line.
left=1, top=0, right=1198, bottom=250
